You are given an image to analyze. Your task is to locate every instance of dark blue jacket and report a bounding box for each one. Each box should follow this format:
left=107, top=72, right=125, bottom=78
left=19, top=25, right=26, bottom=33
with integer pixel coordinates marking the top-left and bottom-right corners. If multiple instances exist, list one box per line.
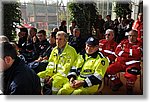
left=68, top=35, right=85, bottom=53
left=3, top=57, right=41, bottom=95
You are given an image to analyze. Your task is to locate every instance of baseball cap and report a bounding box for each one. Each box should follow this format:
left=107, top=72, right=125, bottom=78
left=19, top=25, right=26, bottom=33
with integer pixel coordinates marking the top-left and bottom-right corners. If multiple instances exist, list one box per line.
left=86, top=37, right=99, bottom=46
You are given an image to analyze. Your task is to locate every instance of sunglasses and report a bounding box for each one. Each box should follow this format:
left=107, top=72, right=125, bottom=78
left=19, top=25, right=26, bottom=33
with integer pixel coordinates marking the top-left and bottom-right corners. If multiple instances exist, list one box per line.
left=105, top=34, right=110, bottom=36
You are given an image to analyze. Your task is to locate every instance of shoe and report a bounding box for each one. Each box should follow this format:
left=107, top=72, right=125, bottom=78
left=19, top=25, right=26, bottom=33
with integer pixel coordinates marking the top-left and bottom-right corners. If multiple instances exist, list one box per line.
left=112, top=82, right=123, bottom=91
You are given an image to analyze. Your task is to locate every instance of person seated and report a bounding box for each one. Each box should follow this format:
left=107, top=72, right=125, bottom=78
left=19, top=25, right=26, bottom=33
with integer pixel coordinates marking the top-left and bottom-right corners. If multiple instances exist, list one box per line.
left=17, top=28, right=28, bottom=53
left=27, top=27, right=39, bottom=49
left=106, top=30, right=143, bottom=94
left=27, top=30, right=50, bottom=73
left=68, top=28, right=85, bottom=53
left=31, top=32, right=57, bottom=73
left=57, top=37, right=109, bottom=95
left=34, top=30, right=50, bottom=61
left=23, top=27, right=39, bottom=62
left=37, top=31, right=77, bottom=95
left=99, top=29, right=118, bottom=64
left=36, top=31, right=56, bottom=62
left=0, top=42, right=41, bottom=95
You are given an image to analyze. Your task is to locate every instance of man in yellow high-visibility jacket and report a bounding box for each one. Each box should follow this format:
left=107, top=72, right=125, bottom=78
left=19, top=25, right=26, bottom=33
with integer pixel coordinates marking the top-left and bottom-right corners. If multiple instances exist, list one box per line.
left=37, top=31, right=77, bottom=94
left=58, top=37, right=109, bottom=95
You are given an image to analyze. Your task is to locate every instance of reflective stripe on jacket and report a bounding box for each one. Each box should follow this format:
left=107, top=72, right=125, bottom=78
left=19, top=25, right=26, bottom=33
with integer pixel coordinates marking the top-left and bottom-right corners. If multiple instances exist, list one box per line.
left=38, top=43, right=77, bottom=78
left=68, top=51, right=109, bottom=87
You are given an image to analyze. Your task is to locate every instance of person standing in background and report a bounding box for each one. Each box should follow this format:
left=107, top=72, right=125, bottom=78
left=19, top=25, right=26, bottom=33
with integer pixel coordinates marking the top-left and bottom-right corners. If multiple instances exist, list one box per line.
left=59, top=20, right=67, bottom=33
left=132, top=13, right=143, bottom=42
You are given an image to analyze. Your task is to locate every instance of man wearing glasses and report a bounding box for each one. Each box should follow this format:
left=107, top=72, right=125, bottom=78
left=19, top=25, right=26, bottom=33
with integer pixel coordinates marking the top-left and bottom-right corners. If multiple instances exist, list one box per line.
left=99, top=29, right=118, bottom=64
left=106, top=30, right=142, bottom=94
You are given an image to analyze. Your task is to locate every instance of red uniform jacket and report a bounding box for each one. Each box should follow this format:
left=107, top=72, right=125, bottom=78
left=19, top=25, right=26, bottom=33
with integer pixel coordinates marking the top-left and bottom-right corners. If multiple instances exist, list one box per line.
left=115, top=39, right=142, bottom=66
left=132, top=20, right=143, bottom=41
left=99, top=39, right=118, bottom=63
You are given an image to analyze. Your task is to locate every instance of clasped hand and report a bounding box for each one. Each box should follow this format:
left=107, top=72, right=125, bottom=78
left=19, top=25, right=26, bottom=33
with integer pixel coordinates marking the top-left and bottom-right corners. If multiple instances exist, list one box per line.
left=70, top=77, right=84, bottom=88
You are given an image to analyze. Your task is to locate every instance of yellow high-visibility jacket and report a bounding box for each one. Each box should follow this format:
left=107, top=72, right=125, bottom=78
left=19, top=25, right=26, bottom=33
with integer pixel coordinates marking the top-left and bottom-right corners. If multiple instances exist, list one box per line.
left=38, top=43, right=77, bottom=78
left=68, top=51, right=109, bottom=87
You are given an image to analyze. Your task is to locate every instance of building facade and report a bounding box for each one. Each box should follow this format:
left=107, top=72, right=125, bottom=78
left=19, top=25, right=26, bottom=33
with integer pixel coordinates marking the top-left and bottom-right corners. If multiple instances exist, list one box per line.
left=19, top=0, right=143, bottom=31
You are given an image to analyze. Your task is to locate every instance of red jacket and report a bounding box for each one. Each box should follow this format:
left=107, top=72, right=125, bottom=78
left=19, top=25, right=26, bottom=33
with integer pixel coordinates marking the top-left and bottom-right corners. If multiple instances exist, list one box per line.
left=99, top=39, right=118, bottom=63
left=132, top=20, right=143, bottom=41
left=115, top=39, right=142, bottom=65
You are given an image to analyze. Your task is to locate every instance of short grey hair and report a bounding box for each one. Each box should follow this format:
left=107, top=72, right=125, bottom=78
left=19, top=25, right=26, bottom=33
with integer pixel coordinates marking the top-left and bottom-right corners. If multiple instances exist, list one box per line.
left=56, top=31, right=68, bottom=41
left=105, top=29, right=114, bottom=36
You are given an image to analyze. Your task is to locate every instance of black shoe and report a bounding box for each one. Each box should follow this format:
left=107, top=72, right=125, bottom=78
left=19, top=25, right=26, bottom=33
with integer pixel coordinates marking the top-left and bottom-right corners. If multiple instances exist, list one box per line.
left=112, top=82, right=123, bottom=91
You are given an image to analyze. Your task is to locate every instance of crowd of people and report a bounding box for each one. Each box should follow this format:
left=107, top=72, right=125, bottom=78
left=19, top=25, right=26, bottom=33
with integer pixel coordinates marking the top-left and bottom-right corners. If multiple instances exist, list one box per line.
left=0, top=12, right=143, bottom=95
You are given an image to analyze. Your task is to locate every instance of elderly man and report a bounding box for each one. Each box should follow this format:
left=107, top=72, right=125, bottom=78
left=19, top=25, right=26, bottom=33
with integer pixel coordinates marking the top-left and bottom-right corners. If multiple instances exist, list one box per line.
left=107, top=30, right=143, bottom=94
left=99, top=29, right=118, bottom=64
left=57, top=37, right=109, bottom=95
left=68, top=28, right=85, bottom=53
left=38, top=31, right=77, bottom=95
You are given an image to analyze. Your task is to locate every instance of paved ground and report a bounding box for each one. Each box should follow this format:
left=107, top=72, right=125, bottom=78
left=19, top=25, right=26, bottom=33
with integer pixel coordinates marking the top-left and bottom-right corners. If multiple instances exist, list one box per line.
left=100, top=73, right=143, bottom=95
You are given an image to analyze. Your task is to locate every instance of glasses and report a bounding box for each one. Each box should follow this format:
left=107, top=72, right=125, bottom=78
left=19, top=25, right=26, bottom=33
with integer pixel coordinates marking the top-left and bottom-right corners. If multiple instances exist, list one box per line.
left=128, top=34, right=137, bottom=37
left=105, top=34, right=110, bottom=36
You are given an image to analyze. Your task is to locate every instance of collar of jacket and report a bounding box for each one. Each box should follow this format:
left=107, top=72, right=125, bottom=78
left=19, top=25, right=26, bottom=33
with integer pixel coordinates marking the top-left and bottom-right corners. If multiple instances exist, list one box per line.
left=3, top=57, right=21, bottom=94
left=86, top=50, right=99, bottom=59
left=4, top=57, right=21, bottom=73
left=55, top=42, right=69, bottom=55
left=39, top=39, right=48, bottom=44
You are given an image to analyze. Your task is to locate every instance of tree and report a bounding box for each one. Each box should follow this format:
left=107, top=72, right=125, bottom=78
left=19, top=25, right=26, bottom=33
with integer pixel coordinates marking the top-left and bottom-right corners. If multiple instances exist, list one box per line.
left=2, top=2, right=22, bottom=41
left=68, top=2, right=99, bottom=40
left=114, top=2, right=132, bottom=18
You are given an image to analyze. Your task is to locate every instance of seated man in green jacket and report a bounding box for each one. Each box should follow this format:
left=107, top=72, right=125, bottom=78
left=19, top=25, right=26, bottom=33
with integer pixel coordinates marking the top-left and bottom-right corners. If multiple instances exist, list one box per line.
left=37, top=31, right=77, bottom=95
left=58, top=37, right=109, bottom=95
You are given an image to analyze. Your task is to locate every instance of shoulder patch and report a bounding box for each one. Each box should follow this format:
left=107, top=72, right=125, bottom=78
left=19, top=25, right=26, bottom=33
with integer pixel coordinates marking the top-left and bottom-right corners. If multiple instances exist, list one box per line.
left=101, top=60, right=105, bottom=66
